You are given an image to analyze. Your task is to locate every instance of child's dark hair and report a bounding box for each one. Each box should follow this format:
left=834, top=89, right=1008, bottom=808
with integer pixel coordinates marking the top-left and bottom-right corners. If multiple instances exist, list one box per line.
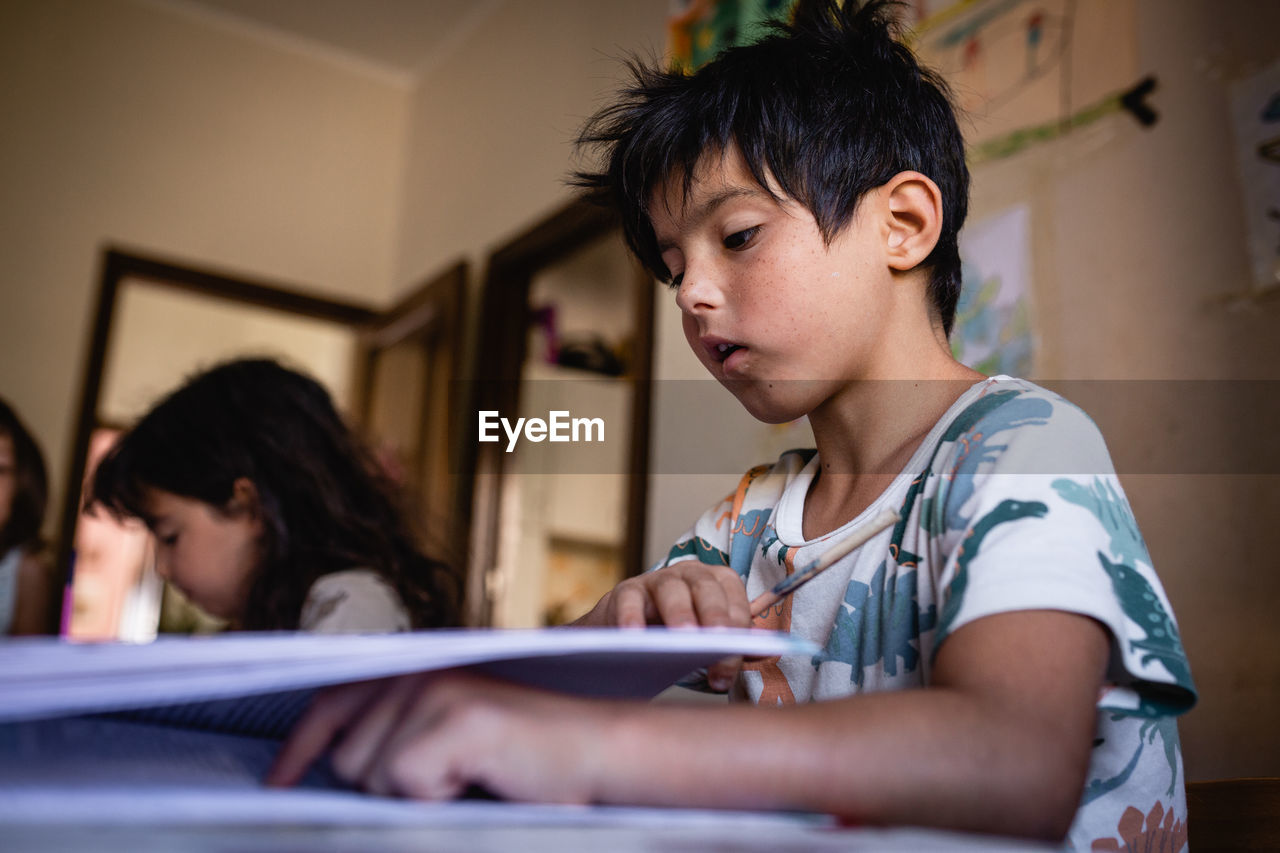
left=0, top=398, right=48, bottom=555
left=574, top=0, right=970, bottom=335
left=89, top=358, right=460, bottom=631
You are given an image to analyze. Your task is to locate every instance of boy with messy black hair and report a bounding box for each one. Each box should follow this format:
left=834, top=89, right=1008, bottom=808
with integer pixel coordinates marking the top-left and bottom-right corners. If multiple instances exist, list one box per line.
left=582, top=0, right=971, bottom=340
left=272, top=2, right=1196, bottom=846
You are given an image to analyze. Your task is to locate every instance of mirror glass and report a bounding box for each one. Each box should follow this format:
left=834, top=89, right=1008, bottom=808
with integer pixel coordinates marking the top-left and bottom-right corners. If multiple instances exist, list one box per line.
left=100, top=277, right=359, bottom=425
left=487, top=231, right=646, bottom=627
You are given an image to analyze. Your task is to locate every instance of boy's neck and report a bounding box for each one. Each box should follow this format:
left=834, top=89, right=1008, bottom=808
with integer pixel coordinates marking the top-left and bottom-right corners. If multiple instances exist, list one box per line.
left=801, top=338, right=983, bottom=540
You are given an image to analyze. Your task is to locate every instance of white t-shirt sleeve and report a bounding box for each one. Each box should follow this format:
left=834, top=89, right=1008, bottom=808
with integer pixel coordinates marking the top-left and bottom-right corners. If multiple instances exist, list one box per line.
left=0, top=548, right=20, bottom=635
left=298, top=569, right=411, bottom=634
left=929, top=387, right=1195, bottom=714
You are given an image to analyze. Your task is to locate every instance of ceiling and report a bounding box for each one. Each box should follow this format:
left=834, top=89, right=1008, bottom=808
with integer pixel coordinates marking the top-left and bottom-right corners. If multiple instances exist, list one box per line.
left=149, top=0, right=506, bottom=86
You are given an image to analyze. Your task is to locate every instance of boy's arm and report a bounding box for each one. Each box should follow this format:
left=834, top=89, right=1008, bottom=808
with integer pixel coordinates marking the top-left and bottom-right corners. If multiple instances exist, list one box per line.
left=600, top=608, right=1107, bottom=840
left=270, top=606, right=1106, bottom=842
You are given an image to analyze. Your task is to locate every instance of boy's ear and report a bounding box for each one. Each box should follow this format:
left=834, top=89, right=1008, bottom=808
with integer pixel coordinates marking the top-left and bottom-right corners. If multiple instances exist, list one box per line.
left=882, top=171, right=943, bottom=272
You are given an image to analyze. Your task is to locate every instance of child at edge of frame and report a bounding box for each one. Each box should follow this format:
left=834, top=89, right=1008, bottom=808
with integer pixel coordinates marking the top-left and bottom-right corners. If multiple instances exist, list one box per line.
left=268, top=2, right=1196, bottom=848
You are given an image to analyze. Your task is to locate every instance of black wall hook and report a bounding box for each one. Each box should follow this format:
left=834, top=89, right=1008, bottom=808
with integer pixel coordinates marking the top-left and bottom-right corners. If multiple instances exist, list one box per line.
left=1120, top=76, right=1159, bottom=127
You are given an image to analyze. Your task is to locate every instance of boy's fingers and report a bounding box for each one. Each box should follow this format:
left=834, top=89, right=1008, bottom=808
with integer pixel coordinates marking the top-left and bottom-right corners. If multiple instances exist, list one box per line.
left=610, top=582, right=650, bottom=628
left=716, top=570, right=752, bottom=628
left=266, top=680, right=384, bottom=787
left=707, top=656, right=743, bottom=692
left=689, top=572, right=732, bottom=626
left=364, top=702, right=467, bottom=799
left=651, top=571, right=698, bottom=627
left=361, top=672, right=492, bottom=799
left=596, top=562, right=750, bottom=629
left=328, top=675, right=423, bottom=784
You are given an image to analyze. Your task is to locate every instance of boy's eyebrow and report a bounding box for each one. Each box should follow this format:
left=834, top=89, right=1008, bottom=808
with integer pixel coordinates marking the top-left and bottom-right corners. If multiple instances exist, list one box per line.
left=655, top=185, right=770, bottom=251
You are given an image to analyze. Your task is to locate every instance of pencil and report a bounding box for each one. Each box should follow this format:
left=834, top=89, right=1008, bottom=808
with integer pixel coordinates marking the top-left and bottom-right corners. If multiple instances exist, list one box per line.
left=748, top=506, right=901, bottom=618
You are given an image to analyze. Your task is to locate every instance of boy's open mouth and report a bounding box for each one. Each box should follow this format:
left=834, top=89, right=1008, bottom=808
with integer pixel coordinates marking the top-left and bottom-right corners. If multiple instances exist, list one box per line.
left=714, top=342, right=743, bottom=362
left=704, top=337, right=745, bottom=364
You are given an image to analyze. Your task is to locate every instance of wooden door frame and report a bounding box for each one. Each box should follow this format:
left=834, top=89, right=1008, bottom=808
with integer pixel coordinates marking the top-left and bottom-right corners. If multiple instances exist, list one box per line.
left=463, top=198, right=654, bottom=627
left=354, top=261, right=469, bottom=571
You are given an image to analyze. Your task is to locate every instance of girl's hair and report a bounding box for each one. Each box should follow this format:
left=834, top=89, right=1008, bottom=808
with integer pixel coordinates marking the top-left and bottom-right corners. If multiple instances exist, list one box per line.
left=90, top=358, right=460, bottom=630
left=0, top=398, right=49, bottom=555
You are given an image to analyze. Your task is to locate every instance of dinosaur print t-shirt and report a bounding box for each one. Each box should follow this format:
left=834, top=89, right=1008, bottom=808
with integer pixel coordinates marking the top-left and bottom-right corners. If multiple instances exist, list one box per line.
left=657, top=377, right=1197, bottom=852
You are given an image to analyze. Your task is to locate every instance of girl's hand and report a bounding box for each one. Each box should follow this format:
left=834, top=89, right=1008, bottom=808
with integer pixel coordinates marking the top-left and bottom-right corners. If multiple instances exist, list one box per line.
left=267, top=672, right=616, bottom=803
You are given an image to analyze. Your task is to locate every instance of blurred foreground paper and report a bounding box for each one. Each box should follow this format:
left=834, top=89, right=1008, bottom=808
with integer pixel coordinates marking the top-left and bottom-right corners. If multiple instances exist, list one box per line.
left=0, top=628, right=818, bottom=826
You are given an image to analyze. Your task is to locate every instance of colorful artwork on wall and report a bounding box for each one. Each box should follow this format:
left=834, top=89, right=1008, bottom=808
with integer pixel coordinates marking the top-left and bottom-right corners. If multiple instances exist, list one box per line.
left=1228, top=59, right=1280, bottom=293
left=910, top=0, right=1138, bottom=157
left=668, top=0, right=797, bottom=71
left=952, top=203, right=1035, bottom=377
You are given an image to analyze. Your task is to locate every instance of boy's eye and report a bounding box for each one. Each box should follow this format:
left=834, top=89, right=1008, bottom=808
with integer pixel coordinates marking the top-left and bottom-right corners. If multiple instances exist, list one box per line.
left=723, top=227, right=759, bottom=250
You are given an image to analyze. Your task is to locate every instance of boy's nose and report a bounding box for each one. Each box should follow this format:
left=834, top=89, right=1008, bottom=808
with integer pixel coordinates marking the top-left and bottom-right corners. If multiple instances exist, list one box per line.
left=674, top=266, right=724, bottom=314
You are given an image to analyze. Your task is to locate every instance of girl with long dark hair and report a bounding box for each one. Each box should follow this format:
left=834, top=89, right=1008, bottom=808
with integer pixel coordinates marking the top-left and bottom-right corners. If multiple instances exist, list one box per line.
left=90, top=358, right=459, bottom=632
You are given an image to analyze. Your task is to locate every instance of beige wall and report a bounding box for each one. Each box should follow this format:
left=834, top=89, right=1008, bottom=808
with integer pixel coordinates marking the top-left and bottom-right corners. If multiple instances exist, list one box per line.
left=966, top=1, right=1280, bottom=780
left=394, top=0, right=667, bottom=292
left=0, top=0, right=409, bottom=519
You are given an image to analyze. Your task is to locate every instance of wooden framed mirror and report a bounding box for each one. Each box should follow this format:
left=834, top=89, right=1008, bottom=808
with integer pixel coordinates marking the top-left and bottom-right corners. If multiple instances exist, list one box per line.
left=465, top=199, right=654, bottom=628
left=355, top=261, right=467, bottom=568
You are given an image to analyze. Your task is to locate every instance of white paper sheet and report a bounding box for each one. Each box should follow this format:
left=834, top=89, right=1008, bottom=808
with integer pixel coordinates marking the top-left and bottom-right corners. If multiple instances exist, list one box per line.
left=0, top=627, right=816, bottom=723
left=0, top=627, right=825, bottom=829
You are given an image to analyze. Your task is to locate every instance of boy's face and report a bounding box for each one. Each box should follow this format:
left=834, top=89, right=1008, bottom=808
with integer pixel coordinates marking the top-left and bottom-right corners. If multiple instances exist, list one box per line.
left=649, top=147, right=898, bottom=423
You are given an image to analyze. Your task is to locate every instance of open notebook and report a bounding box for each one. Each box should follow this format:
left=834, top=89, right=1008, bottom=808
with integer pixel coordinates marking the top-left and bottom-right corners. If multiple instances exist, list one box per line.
left=0, top=628, right=822, bottom=827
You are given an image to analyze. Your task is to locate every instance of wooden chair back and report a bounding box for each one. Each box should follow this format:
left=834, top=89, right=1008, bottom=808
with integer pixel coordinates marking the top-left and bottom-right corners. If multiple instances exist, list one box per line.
left=1187, top=777, right=1280, bottom=851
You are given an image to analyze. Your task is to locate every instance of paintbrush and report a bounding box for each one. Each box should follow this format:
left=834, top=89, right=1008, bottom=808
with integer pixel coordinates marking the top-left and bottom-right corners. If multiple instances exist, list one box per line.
left=749, top=506, right=901, bottom=618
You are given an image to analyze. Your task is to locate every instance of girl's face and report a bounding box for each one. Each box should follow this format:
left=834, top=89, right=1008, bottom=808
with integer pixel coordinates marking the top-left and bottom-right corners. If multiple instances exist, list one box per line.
left=143, top=482, right=265, bottom=622
left=0, top=433, right=15, bottom=530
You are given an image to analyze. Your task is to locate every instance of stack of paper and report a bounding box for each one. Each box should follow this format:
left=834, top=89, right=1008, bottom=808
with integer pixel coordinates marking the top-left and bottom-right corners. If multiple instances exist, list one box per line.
left=0, top=628, right=818, bottom=827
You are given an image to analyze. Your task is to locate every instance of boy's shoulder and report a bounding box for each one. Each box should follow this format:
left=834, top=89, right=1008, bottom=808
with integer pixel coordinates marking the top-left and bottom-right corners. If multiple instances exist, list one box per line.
left=664, top=377, right=1122, bottom=563
left=928, top=377, right=1116, bottom=479
left=752, top=378, right=1113, bottom=482
left=721, top=377, right=1114, bottom=503
left=944, top=375, right=1088, bottom=430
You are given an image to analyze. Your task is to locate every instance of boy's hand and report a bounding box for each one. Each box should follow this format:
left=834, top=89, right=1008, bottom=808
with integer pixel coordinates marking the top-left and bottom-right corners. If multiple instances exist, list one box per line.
left=570, top=561, right=751, bottom=692
left=267, top=672, right=614, bottom=803
left=574, top=561, right=750, bottom=630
